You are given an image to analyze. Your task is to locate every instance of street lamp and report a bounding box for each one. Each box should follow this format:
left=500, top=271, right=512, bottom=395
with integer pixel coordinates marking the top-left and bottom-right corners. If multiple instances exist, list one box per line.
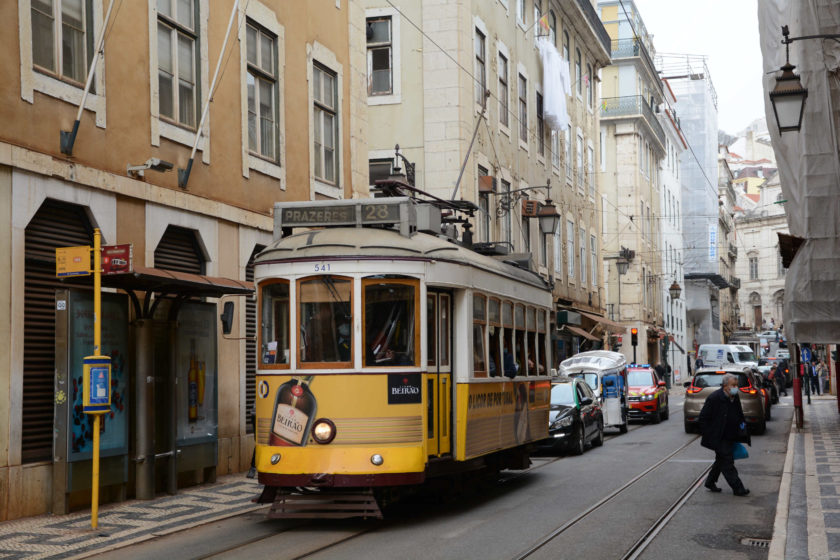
left=769, top=25, right=840, bottom=133
left=668, top=280, right=682, bottom=301
left=538, top=197, right=560, bottom=235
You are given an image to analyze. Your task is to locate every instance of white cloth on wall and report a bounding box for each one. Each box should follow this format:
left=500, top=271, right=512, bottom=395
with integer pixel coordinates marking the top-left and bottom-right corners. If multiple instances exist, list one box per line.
left=536, top=38, right=571, bottom=132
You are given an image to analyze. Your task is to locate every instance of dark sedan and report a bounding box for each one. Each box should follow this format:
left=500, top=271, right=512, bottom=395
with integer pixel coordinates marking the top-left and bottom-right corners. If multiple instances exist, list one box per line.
left=542, top=376, right=604, bottom=455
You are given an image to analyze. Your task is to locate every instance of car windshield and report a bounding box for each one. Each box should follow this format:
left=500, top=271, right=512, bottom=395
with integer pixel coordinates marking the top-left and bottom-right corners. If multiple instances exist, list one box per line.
left=627, top=370, right=653, bottom=386
left=736, top=351, right=756, bottom=362
left=694, top=373, right=749, bottom=389
left=551, top=383, right=575, bottom=405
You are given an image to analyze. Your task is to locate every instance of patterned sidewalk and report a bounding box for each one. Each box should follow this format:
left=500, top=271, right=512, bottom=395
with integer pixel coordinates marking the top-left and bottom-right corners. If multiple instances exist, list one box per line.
left=0, top=475, right=264, bottom=560
left=811, top=396, right=840, bottom=559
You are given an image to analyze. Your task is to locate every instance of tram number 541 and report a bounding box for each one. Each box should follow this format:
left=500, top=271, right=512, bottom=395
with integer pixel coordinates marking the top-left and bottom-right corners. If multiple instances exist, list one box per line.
left=314, top=263, right=331, bottom=272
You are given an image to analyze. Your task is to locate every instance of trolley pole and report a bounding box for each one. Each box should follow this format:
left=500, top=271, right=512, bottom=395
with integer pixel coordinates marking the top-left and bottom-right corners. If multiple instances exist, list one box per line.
left=91, top=229, right=102, bottom=529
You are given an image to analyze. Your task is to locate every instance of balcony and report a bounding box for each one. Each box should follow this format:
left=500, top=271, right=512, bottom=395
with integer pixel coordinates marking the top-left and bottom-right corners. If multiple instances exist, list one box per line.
left=600, top=95, right=666, bottom=149
left=575, top=0, right=611, bottom=56
left=610, top=38, right=658, bottom=80
left=729, top=276, right=741, bottom=290
left=728, top=243, right=737, bottom=259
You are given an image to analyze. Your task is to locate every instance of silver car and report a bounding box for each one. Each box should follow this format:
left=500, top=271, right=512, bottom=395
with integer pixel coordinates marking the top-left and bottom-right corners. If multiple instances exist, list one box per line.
left=684, top=366, right=767, bottom=435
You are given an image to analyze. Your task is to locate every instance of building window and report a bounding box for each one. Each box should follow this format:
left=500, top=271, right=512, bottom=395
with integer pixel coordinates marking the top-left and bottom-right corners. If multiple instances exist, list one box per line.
left=540, top=231, right=547, bottom=266
left=366, top=16, right=392, bottom=95
left=369, top=158, right=393, bottom=187
left=749, top=256, right=758, bottom=280
left=246, top=21, right=278, bottom=161
left=575, top=47, right=582, bottom=97
left=549, top=10, right=556, bottom=46
left=537, top=92, right=544, bottom=157
left=533, top=0, right=542, bottom=44
left=576, top=133, right=584, bottom=190
left=31, top=0, right=91, bottom=84
left=554, top=229, right=562, bottom=275
left=517, top=0, right=526, bottom=26
left=551, top=131, right=560, bottom=169
left=518, top=73, right=528, bottom=143
left=565, top=127, right=573, bottom=181
left=522, top=207, right=530, bottom=252
left=157, top=0, right=198, bottom=128
left=567, top=219, right=575, bottom=280
left=587, top=144, right=594, bottom=198
left=579, top=227, right=586, bottom=285
left=313, top=62, right=338, bottom=184
left=498, top=52, right=508, bottom=127
left=778, top=250, right=786, bottom=277
left=590, top=234, right=597, bottom=287
left=586, top=63, right=593, bottom=107
left=475, top=28, right=486, bottom=106
left=563, top=30, right=569, bottom=67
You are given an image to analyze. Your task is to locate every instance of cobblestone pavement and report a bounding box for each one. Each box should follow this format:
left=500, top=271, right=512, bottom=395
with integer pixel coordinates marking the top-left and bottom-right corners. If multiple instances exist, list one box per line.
left=0, top=475, right=264, bottom=559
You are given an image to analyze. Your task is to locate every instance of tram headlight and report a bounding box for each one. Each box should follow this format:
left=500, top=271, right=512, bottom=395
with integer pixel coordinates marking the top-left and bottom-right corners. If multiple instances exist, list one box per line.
left=371, top=454, right=384, bottom=466
left=312, top=418, right=337, bottom=444
left=270, top=453, right=282, bottom=465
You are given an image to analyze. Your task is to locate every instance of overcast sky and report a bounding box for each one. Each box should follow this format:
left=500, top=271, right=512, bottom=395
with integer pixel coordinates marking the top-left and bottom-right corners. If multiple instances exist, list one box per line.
left=633, top=0, right=764, bottom=135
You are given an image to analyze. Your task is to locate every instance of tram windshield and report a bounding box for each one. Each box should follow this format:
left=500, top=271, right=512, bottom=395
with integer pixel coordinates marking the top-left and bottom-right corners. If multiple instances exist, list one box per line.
left=364, top=279, right=418, bottom=366
left=299, top=276, right=352, bottom=364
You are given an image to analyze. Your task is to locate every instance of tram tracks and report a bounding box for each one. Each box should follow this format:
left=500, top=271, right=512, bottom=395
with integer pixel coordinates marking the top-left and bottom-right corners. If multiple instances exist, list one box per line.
left=513, top=434, right=703, bottom=560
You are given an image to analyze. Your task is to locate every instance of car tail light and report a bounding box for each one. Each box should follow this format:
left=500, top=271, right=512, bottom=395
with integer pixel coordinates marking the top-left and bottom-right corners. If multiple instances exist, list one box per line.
left=739, top=386, right=757, bottom=395
left=686, top=386, right=703, bottom=394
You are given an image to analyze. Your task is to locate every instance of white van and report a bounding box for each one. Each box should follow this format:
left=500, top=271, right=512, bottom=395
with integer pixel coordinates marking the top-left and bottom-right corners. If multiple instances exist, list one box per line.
left=697, top=344, right=758, bottom=368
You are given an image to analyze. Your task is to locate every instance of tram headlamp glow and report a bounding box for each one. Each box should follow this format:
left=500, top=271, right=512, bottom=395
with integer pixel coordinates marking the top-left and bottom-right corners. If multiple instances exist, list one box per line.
left=270, top=454, right=281, bottom=465
left=371, top=454, right=384, bottom=466
left=312, top=418, right=336, bottom=444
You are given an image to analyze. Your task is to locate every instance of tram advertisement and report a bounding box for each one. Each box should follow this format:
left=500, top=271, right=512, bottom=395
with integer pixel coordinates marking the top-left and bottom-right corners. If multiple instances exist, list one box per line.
left=256, top=374, right=424, bottom=447
left=457, top=380, right=549, bottom=460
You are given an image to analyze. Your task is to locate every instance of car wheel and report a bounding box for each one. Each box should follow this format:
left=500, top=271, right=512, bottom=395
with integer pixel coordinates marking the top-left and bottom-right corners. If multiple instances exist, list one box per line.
left=592, top=421, right=604, bottom=447
left=766, top=404, right=772, bottom=421
left=570, top=424, right=585, bottom=455
left=751, top=419, right=766, bottom=436
left=662, top=401, right=670, bottom=421
left=619, top=411, right=629, bottom=434
left=684, top=420, right=694, bottom=434
left=651, top=405, right=662, bottom=424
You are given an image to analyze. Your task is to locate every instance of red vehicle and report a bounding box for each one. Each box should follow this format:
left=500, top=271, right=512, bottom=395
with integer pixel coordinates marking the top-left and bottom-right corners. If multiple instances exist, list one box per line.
left=626, top=365, right=669, bottom=423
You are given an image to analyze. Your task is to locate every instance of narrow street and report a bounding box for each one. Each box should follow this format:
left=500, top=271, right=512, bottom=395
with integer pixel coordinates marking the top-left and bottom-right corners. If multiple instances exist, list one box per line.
left=94, top=392, right=792, bottom=560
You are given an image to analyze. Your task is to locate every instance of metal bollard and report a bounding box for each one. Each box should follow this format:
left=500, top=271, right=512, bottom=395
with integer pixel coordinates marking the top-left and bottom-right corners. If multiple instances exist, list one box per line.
left=793, top=376, right=804, bottom=428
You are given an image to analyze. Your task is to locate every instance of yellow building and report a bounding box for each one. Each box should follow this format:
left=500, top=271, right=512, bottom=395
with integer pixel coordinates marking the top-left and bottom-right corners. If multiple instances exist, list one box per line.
left=0, top=0, right=367, bottom=520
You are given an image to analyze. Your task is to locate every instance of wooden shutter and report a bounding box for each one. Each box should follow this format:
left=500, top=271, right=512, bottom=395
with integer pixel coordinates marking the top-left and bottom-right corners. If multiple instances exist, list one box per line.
left=23, top=199, right=93, bottom=463
left=244, top=245, right=264, bottom=433
left=154, top=225, right=204, bottom=274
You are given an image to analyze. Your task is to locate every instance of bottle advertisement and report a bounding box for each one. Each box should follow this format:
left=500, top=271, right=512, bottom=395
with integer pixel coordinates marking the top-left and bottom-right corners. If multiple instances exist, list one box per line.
left=176, top=302, right=218, bottom=444
left=67, top=291, right=129, bottom=461
left=269, top=376, right=317, bottom=446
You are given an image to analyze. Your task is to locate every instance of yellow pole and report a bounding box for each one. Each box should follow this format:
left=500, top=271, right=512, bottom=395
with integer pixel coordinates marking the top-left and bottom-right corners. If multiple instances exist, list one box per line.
left=91, top=228, right=101, bottom=530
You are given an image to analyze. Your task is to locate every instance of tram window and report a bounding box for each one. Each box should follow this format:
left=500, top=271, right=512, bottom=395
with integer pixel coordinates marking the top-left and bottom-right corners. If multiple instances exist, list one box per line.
left=364, top=279, right=419, bottom=367
left=473, top=294, right=487, bottom=377
left=439, top=294, right=450, bottom=367
left=298, top=276, right=352, bottom=366
left=427, top=296, right=437, bottom=367
left=502, top=301, right=513, bottom=328
left=538, top=309, right=547, bottom=373
left=488, top=298, right=501, bottom=377
left=515, top=304, right=526, bottom=375
left=488, top=298, right=500, bottom=324
left=260, top=281, right=290, bottom=366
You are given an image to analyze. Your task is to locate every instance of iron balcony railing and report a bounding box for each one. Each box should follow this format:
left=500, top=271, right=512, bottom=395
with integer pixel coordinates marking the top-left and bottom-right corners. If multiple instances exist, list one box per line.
left=575, top=0, right=611, bottom=56
left=600, top=95, right=666, bottom=148
left=729, top=276, right=741, bottom=290
left=611, top=38, right=657, bottom=76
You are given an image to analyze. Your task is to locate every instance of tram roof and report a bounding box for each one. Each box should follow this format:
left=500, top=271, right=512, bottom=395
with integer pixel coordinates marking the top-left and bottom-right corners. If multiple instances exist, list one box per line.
left=256, top=227, right=548, bottom=289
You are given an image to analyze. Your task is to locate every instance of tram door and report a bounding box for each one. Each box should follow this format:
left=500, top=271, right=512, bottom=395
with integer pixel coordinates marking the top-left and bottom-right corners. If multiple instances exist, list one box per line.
left=426, top=291, right=452, bottom=456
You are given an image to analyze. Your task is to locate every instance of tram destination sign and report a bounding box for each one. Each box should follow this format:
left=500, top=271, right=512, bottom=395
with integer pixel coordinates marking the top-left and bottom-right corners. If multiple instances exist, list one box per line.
left=275, top=199, right=416, bottom=236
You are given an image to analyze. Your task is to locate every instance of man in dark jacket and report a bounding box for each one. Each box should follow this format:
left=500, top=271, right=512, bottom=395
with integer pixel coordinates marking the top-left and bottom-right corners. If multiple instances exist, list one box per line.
left=699, top=373, right=750, bottom=496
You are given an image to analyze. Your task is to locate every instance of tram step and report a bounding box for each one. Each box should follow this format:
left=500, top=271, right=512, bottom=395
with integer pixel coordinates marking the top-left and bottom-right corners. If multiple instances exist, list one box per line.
left=268, top=490, right=383, bottom=519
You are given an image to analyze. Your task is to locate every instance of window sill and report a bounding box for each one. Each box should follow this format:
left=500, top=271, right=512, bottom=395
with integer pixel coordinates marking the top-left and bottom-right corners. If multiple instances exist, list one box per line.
left=31, top=71, right=107, bottom=127
left=159, top=120, right=204, bottom=151
left=500, top=123, right=512, bottom=138
left=518, top=139, right=529, bottom=152
left=314, top=179, right=342, bottom=199
left=368, top=93, right=402, bottom=106
left=249, top=154, right=284, bottom=183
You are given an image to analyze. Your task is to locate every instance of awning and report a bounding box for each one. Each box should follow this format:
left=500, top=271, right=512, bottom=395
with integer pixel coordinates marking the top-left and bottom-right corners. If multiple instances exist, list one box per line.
left=560, top=324, right=601, bottom=342
left=576, top=310, right=625, bottom=334
left=101, top=266, right=254, bottom=298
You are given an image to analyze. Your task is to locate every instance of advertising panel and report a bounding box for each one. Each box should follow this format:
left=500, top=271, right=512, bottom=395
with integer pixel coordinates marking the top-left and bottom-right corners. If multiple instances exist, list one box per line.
left=176, top=302, right=218, bottom=444
left=67, top=291, right=129, bottom=460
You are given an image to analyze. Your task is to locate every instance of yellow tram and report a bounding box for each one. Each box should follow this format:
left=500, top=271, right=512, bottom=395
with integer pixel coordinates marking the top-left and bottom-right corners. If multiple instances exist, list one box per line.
left=253, top=195, right=553, bottom=517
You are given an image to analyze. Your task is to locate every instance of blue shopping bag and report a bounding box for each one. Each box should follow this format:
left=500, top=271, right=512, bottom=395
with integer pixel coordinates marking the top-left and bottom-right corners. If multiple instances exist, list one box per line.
left=733, top=442, right=749, bottom=460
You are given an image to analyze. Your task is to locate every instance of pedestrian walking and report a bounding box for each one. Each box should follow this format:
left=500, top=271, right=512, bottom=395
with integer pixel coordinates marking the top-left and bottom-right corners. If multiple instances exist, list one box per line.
left=699, top=373, right=750, bottom=496
left=809, top=359, right=822, bottom=396
left=817, top=359, right=829, bottom=393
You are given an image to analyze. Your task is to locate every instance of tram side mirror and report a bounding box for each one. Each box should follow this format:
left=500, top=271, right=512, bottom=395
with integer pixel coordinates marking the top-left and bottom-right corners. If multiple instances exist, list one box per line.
left=220, top=301, right=235, bottom=335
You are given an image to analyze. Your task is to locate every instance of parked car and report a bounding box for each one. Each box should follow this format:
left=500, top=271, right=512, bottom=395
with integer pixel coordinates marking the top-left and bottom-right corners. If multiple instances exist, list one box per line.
left=697, top=344, right=758, bottom=368
left=626, top=365, right=669, bottom=423
left=776, top=349, right=790, bottom=360
left=757, top=365, right=779, bottom=404
left=684, top=366, right=767, bottom=435
left=543, top=375, right=604, bottom=455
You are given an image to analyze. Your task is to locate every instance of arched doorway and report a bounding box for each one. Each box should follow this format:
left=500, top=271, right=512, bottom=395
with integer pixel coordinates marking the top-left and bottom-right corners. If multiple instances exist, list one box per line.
left=749, top=292, right=762, bottom=330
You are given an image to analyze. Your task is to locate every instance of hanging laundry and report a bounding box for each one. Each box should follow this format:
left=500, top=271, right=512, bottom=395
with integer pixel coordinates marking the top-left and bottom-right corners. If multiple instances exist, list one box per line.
left=536, top=38, right=571, bottom=132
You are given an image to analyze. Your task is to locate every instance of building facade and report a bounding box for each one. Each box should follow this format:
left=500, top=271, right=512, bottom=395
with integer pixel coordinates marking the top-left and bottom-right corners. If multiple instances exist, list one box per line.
left=717, top=154, right=740, bottom=342
left=362, top=0, right=613, bottom=365
left=1, top=0, right=367, bottom=520
left=598, top=0, right=666, bottom=365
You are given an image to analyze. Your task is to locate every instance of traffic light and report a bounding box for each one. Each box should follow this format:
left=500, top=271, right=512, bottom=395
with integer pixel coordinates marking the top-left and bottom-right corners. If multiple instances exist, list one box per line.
left=630, top=328, right=638, bottom=347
